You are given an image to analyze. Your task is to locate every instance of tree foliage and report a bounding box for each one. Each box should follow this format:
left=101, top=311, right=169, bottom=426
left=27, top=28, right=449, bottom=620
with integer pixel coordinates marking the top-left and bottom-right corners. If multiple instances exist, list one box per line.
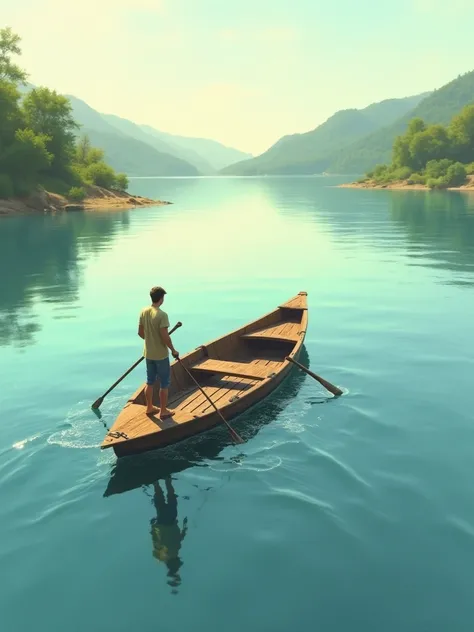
left=22, top=87, right=78, bottom=177
left=0, top=27, right=129, bottom=200
left=0, top=27, right=27, bottom=83
left=361, top=104, right=474, bottom=190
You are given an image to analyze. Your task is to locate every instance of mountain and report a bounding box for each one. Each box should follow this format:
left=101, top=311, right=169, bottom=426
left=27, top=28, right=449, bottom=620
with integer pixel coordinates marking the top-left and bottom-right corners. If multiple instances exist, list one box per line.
left=221, top=93, right=429, bottom=176
left=69, top=98, right=251, bottom=175
left=67, top=96, right=199, bottom=176
left=101, top=113, right=215, bottom=174
left=140, top=125, right=253, bottom=172
left=328, top=70, right=474, bottom=174
left=21, top=83, right=249, bottom=176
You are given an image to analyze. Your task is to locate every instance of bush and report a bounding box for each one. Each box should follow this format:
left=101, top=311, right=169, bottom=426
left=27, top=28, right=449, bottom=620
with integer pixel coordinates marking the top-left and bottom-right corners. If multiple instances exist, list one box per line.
left=391, top=166, right=412, bottom=181
left=370, top=164, right=392, bottom=184
left=84, top=162, right=116, bottom=188
left=464, top=162, right=474, bottom=175
left=425, top=159, right=454, bottom=179
left=427, top=176, right=449, bottom=190
left=0, top=173, right=14, bottom=198
left=446, top=162, right=467, bottom=187
left=112, top=173, right=129, bottom=191
left=68, top=186, right=86, bottom=202
left=407, top=173, right=426, bottom=185
left=371, top=164, right=389, bottom=177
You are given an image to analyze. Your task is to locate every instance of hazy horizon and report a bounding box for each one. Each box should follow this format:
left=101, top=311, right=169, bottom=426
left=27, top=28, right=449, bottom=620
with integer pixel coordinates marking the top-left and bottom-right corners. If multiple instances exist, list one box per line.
left=3, top=0, right=474, bottom=155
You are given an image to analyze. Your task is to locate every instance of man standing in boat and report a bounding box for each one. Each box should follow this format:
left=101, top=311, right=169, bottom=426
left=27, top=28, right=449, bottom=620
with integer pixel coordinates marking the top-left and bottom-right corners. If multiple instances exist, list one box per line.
left=138, top=286, right=179, bottom=418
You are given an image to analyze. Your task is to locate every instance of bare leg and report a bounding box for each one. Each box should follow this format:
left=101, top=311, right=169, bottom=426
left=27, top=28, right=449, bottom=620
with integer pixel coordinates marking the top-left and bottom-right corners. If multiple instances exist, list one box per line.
left=159, top=388, right=175, bottom=418
left=146, top=384, right=159, bottom=414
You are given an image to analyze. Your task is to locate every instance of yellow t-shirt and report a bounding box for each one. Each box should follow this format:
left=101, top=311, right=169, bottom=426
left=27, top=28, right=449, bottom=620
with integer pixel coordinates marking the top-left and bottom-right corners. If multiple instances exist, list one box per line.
left=139, top=306, right=170, bottom=360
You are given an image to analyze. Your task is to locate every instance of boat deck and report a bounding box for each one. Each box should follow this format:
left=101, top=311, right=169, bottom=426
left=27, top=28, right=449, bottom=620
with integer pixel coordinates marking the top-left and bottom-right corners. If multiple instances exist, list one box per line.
left=101, top=357, right=283, bottom=449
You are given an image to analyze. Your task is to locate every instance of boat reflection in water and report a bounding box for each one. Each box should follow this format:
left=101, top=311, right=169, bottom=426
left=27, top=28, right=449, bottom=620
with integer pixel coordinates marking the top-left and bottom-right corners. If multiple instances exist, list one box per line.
left=104, top=347, right=311, bottom=592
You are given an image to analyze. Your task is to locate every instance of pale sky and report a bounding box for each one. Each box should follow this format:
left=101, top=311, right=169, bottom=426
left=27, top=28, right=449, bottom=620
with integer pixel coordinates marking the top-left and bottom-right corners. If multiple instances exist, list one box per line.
left=2, top=0, right=474, bottom=155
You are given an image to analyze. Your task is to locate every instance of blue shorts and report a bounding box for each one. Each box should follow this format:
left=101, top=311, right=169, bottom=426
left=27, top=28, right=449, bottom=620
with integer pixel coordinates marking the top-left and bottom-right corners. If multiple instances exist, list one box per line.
left=145, top=357, right=171, bottom=388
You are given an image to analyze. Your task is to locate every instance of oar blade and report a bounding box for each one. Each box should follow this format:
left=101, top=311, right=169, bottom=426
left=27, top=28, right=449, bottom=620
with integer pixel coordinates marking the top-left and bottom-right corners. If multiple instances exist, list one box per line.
left=286, top=356, right=343, bottom=397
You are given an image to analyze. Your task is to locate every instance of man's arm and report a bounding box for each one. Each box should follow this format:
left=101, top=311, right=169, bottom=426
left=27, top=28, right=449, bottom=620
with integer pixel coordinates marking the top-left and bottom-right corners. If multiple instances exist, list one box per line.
left=138, top=323, right=145, bottom=340
left=160, top=327, right=179, bottom=357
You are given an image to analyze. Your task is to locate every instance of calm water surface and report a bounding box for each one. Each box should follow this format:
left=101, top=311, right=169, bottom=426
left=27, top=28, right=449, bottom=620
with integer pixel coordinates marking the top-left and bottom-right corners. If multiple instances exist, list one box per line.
left=1, top=176, right=474, bottom=631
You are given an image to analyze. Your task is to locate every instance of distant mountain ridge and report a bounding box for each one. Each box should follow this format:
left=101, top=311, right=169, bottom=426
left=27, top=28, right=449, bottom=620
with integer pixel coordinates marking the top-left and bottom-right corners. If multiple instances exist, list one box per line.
left=69, top=97, right=252, bottom=176
left=139, top=125, right=253, bottom=172
left=221, top=93, right=430, bottom=176
left=66, top=96, right=199, bottom=176
left=17, top=83, right=252, bottom=177
left=328, top=70, right=474, bottom=174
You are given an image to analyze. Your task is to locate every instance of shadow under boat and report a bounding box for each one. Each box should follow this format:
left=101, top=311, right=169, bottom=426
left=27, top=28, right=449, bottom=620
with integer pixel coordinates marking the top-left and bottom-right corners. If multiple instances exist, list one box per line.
left=103, top=346, right=311, bottom=498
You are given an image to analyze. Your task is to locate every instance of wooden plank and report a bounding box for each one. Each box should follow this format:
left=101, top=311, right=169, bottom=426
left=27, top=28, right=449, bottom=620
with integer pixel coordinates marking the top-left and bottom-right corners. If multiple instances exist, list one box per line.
left=192, top=377, right=249, bottom=415
left=241, top=322, right=300, bottom=343
left=181, top=380, right=232, bottom=413
left=199, top=378, right=256, bottom=414
left=190, top=358, right=269, bottom=380
left=279, top=292, right=307, bottom=310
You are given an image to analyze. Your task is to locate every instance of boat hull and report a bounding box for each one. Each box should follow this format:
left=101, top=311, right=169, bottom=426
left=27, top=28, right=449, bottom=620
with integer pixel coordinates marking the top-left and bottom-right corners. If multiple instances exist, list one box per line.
left=101, top=292, right=308, bottom=458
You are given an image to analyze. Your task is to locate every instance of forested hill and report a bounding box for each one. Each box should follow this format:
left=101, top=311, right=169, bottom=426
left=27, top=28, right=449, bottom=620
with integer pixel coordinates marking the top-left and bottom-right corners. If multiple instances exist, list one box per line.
left=222, top=70, right=474, bottom=177
left=221, top=93, right=428, bottom=176
left=355, top=104, right=474, bottom=190
left=329, top=70, right=474, bottom=174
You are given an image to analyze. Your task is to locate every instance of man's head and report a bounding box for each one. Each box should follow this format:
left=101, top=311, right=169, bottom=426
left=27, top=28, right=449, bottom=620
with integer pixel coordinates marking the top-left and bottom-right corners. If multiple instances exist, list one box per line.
left=150, top=286, right=166, bottom=305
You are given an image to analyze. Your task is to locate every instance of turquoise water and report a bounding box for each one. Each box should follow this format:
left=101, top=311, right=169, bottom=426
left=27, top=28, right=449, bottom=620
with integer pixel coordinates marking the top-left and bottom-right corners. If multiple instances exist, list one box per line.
left=1, top=176, right=474, bottom=631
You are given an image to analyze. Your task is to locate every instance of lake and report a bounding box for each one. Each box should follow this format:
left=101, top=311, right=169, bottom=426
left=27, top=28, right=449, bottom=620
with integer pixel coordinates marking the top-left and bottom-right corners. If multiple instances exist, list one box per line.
left=1, top=175, right=474, bottom=631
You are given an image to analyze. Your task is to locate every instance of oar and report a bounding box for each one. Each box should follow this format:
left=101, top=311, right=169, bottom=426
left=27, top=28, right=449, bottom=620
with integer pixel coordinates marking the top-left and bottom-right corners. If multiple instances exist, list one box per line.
left=176, top=357, right=244, bottom=445
left=286, top=356, right=343, bottom=397
left=91, top=321, right=183, bottom=410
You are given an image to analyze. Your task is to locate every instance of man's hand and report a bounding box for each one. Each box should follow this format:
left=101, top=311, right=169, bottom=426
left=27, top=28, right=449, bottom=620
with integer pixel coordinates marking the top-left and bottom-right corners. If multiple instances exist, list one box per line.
left=172, top=349, right=179, bottom=359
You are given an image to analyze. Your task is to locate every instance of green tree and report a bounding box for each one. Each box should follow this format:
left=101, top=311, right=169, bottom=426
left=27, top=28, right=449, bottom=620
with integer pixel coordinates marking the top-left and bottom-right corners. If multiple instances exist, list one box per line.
left=113, top=173, right=129, bottom=191
left=3, top=128, right=52, bottom=194
left=392, top=134, right=411, bottom=168
left=0, top=27, right=27, bottom=83
left=22, top=87, right=79, bottom=177
left=409, top=124, right=450, bottom=171
left=0, top=80, right=24, bottom=148
left=449, top=105, right=474, bottom=164
left=392, top=118, right=428, bottom=169
left=75, top=134, right=104, bottom=166
left=75, top=134, right=92, bottom=165
left=406, top=117, right=426, bottom=137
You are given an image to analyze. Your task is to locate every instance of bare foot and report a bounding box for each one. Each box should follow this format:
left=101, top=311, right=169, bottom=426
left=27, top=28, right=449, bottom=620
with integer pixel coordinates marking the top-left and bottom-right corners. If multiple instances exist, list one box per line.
left=146, top=406, right=160, bottom=416
left=160, top=408, right=175, bottom=419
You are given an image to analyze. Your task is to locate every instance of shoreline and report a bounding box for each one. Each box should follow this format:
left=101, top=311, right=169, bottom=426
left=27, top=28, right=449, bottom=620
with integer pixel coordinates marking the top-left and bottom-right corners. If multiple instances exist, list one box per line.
left=0, top=185, right=172, bottom=217
left=339, top=175, right=474, bottom=192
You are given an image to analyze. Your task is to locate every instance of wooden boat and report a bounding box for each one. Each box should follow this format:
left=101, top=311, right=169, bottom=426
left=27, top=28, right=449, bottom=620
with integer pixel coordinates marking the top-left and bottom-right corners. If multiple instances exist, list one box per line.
left=101, top=291, right=308, bottom=457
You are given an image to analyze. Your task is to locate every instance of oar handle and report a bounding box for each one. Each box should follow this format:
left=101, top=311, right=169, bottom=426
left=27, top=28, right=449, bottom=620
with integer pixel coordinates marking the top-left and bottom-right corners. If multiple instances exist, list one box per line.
left=169, top=321, right=183, bottom=336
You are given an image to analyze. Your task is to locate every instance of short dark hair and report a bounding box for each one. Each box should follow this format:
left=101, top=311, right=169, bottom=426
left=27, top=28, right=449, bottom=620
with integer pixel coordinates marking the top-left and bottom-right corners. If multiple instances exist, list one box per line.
left=150, top=286, right=166, bottom=302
